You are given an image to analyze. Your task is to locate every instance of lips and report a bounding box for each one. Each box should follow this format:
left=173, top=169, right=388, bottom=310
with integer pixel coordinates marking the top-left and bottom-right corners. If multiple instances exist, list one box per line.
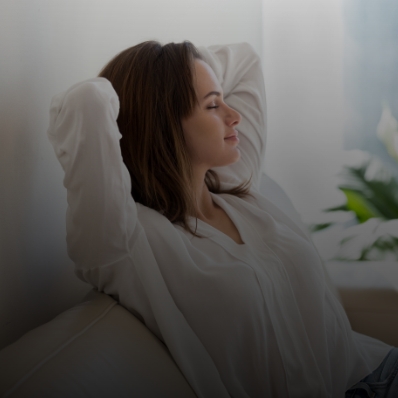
left=225, top=131, right=239, bottom=139
left=224, top=135, right=239, bottom=143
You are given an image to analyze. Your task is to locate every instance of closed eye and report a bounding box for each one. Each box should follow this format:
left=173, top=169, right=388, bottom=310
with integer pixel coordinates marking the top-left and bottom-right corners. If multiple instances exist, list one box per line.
left=207, top=105, right=219, bottom=109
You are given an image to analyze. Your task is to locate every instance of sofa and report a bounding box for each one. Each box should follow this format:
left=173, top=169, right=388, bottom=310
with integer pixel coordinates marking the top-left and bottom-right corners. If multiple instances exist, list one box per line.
left=1, top=173, right=397, bottom=398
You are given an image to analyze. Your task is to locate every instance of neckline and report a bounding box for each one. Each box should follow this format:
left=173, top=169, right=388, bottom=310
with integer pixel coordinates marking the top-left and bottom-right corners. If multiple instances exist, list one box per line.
left=193, top=192, right=246, bottom=246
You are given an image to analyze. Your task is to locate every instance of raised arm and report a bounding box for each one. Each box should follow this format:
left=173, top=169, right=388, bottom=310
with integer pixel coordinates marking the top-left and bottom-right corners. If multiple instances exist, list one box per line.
left=198, top=42, right=267, bottom=190
left=47, top=78, right=138, bottom=273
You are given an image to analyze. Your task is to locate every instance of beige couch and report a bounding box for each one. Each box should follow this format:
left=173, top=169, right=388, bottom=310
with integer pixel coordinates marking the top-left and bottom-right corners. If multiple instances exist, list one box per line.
left=0, top=290, right=197, bottom=398
left=1, top=174, right=397, bottom=398
left=1, top=286, right=398, bottom=398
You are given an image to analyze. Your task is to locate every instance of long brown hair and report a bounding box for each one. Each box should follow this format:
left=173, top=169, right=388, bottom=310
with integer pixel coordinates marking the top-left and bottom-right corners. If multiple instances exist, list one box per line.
left=99, top=40, right=253, bottom=238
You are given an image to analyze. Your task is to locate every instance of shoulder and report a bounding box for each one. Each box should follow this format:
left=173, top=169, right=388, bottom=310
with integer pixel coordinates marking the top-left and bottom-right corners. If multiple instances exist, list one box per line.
left=135, top=203, right=193, bottom=247
left=136, top=203, right=173, bottom=231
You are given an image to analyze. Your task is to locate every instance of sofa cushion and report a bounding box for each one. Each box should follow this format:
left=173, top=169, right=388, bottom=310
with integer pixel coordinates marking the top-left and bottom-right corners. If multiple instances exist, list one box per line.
left=0, top=290, right=197, bottom=398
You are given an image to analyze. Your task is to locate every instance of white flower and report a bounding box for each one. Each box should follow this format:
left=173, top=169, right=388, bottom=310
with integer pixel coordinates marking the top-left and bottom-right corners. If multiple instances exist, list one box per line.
left=376, top=102, right=398, bottom=162
left=338, top=149, right=371, bottom=169
left=336, top=218, right=381, bottom=260
left=330, top=218, right=398, bottom=261
left=376, top=219, right=398, bottom=239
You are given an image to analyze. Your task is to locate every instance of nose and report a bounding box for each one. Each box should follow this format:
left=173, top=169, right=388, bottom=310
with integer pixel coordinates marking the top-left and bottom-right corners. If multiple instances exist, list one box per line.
left=225, top=105, right=241, bottom=127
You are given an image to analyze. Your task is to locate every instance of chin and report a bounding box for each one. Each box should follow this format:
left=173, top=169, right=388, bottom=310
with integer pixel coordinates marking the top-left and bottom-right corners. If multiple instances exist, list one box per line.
left=225, top=153, right=241, bottom=167
left=231, top=149, right=241, bottom=163
left=212, top=149, right=241, bottom=168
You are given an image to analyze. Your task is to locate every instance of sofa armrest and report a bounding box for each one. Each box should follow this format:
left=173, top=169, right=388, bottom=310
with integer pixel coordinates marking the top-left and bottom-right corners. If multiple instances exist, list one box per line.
left=0, top=291, right=197, bottom=398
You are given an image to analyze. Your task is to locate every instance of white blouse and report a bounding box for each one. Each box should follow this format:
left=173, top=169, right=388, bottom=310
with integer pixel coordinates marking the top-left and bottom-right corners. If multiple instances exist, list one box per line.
left=47, top=42, right=393, bottom=398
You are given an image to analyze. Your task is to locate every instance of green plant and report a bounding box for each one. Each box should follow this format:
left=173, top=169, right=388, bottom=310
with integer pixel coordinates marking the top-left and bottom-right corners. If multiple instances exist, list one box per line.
left=309, top=103, right=398, bottom=261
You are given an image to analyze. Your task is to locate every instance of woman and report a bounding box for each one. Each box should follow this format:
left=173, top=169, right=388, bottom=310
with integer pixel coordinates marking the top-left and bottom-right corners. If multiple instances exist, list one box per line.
left=47, top=40, right=396, bottom=397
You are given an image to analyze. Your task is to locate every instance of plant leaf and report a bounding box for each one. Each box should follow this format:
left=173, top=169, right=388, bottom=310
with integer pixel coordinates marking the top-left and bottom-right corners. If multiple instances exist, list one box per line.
left=338, top=163, right=398, bottom=219
left=324, top=204, right=349, bottom=212
left=308, top=222, right=334, bottom=232
left=339, top=188, right=383, bottom=223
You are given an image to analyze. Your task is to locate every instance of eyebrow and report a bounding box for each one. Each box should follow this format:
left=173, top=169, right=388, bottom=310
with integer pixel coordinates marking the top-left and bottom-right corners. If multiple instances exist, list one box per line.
left=202, top=91, right=221, bottom=100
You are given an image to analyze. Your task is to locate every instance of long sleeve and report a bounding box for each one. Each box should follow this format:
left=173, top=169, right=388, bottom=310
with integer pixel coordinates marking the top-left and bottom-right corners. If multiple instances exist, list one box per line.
left=47, top=77, right=139, bottom=272
left=198, top=42, right=267, bottom=190
left=47, top=76, right=235, bottom=397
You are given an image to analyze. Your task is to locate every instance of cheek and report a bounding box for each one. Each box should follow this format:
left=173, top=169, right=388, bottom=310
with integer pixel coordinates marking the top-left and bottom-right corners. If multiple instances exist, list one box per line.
left=182, top=115, right=223, bottom=157
left=188, top=135, right=211, bottom=157
left=184, top=132, right=218, bottom=163
left=182, top=119, right=208, bottom=146
left=182, top=128, right=205, bottom=160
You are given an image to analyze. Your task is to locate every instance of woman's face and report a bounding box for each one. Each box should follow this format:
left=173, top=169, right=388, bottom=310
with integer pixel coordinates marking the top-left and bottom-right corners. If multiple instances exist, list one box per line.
left=181, top=59, right=241, bottom=173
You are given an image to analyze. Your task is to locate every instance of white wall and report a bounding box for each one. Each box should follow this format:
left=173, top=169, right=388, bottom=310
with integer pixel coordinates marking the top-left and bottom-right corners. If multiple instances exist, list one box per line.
left=0, top=0, right=262, bottom=349
left=262, top=0, right=346, bottom=225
